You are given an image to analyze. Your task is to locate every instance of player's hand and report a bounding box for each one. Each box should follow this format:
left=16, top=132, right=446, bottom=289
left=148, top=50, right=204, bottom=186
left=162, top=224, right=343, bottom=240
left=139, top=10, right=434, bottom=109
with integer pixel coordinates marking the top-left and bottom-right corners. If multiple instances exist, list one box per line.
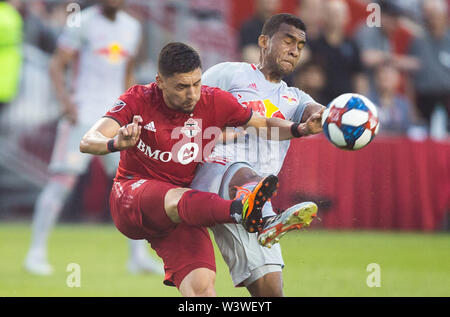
left=62, top=100, right=78, bottom=124
left=302, top=108, right=324, bottom=135
left=116, top=115, right=143, bottom=150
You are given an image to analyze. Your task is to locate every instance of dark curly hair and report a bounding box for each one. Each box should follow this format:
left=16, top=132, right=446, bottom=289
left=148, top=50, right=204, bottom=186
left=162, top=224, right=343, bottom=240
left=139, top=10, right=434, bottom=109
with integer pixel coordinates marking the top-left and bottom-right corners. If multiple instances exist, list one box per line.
left=261, top=13, right=307, bottom=37
left=158, top=42, right=202, bottom=78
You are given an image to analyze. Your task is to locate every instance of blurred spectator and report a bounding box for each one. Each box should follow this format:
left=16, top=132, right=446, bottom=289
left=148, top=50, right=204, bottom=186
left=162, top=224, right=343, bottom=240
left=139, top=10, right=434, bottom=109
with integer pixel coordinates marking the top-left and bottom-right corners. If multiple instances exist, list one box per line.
left=307, top=0, right=368, bottom=103
left=408, top=0, right=450, bottom=130
left=295, top=0, right=324, bottom=41
left=0, top=0, right=23, bottom=110
left=354, top=0, right=420, bottom=75
left=393, top=0, right=423, bottom=21
left=370, top=62, right=415, bottom=134
left=239, top=0, right=280, bottom=64
left=23, top=1, right=90, bottom=54
left=293, top=59, right=327, bottom=105
left=24, top=1, right=60, bottom=53
left=282, top=0, right=325, bottom=86
left=24, top=0, right=163, bottom=276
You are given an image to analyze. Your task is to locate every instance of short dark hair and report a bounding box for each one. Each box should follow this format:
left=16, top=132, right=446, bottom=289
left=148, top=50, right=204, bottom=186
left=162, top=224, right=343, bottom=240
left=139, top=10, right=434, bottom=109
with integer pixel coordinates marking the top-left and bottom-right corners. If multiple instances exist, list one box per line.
left=261, top=13, right=307, bottom=37
left=158, top=42, right=202, bottom=77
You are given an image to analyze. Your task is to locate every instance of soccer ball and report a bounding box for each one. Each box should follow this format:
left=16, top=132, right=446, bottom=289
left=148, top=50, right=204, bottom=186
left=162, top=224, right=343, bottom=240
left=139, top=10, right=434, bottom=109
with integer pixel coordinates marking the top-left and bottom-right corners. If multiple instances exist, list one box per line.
left=321, top=93, right=380, bottom=150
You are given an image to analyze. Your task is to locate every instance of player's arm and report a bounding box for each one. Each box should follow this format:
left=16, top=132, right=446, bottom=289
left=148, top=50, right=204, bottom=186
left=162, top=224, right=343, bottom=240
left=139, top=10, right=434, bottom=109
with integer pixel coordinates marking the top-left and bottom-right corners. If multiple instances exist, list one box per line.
left=80, top=115, right=142, bottom=155
left=216, top=127, right=247, bottom=144
left=244, top=108, right=324, bottom=141
left=217, top=87, right=323, bottom=141
left=125, top=57, right=137, bottom=89
left=49, top=48, right=78, bottom=124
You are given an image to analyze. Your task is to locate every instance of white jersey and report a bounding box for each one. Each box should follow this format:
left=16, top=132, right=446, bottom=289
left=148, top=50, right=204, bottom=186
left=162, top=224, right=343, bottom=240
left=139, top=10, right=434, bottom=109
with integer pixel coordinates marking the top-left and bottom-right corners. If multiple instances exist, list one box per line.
left=202, top=62, right=315, bottom=175
left=58, top=5, right=141, bottom=125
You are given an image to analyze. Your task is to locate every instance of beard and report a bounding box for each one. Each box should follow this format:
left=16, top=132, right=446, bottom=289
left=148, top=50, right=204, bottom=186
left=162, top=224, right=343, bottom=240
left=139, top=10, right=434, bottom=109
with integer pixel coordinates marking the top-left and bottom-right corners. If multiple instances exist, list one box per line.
left=277, top=59, right=296, bottom=76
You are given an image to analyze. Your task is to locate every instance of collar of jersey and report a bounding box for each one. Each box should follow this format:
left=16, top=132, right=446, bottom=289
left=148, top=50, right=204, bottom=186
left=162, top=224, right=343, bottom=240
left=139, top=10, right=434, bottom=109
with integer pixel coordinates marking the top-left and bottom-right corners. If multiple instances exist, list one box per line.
left=253, top=65, right=284, bottom=90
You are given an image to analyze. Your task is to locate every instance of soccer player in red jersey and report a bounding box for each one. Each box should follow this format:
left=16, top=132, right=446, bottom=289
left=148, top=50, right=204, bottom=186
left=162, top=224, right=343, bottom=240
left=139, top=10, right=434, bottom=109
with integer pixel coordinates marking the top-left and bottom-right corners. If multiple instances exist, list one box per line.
left=80, top=42, right=322, bottom=296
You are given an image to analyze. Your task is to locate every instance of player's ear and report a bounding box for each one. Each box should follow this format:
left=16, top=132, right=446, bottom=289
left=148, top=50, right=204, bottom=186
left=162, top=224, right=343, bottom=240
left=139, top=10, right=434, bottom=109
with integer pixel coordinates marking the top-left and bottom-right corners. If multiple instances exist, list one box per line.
left=156, top=73, right=164, bottom=89
left=258, top=35, right=269, bottom=49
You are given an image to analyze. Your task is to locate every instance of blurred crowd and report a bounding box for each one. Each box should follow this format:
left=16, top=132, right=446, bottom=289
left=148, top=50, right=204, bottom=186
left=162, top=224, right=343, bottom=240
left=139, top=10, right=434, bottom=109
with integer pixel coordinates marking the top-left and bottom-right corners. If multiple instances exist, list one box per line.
left=0, top=0, right=448, bottom=222
left=1, top=0, right=449, bottom=138
left=239, top=0, right=449, bottom=137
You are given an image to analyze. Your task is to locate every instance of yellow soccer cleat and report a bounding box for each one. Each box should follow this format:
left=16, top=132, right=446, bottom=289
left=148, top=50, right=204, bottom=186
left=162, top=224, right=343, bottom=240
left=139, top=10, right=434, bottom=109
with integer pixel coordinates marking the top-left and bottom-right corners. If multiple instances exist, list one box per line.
left=258, top=201, right=318, bottom=248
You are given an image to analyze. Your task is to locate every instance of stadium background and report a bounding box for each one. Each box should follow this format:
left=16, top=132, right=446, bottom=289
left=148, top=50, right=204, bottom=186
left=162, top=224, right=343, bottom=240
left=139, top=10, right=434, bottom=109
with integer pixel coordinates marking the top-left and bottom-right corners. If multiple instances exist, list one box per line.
left=0, top=0, right=449, bottom=297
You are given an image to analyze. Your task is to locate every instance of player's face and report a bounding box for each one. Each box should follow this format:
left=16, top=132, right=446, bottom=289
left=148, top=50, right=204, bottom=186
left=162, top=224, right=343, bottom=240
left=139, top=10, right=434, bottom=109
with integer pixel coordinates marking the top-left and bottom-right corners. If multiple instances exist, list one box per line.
left=262, top=23, right=306, bottom=76
left=157, top=68, right=202, bottom=114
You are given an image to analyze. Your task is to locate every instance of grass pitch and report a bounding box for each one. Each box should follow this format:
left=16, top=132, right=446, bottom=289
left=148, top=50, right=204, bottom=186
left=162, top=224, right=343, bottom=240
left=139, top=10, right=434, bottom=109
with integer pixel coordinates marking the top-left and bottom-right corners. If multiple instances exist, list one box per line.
left=0, top=223, right=449, bottom=297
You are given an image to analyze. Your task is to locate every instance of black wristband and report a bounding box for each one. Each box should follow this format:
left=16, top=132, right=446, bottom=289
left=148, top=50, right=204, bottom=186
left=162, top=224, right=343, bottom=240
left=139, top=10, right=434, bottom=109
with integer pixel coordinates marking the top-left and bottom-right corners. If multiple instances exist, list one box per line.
left=290, top=122, right=302, bottom=138
left=107, top=139, right=119, bottom=152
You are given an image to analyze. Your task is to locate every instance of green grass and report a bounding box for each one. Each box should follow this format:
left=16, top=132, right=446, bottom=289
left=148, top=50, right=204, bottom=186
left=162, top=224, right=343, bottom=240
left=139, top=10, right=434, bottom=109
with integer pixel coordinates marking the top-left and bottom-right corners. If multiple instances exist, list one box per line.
left=1, top=223, right=449, bottom=297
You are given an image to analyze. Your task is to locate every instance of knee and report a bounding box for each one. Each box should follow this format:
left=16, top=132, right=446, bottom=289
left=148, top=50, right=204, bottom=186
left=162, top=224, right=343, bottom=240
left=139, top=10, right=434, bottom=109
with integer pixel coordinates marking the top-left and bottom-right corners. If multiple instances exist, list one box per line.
left=50, top=174, right=77, bottom=190
left=164, top=188, right=191, bottom=223
left=190, top=283, right=216, bottom=297
left=247, top=272, right=284, bottom=297
left=38, top=174, right=77, bottom=205
left=250, top=284, right=284, bottom=297
left=182, top=279, right=216, bottom=297
left=267, top=287, right=284, bottom=297
left=179, top=268, right=216, bottom=297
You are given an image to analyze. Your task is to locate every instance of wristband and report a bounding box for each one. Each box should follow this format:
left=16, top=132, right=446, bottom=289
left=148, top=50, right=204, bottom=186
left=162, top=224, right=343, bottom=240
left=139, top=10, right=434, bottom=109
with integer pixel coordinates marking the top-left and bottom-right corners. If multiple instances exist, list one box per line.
left=290, top=122, right=302, bottom=138
left=107, top=139, right=119, bottom=153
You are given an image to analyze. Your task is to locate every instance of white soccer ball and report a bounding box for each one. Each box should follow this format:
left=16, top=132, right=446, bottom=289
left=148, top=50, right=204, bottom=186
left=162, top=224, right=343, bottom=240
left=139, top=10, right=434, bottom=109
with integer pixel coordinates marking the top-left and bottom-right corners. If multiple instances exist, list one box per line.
left=321, top=93, right=380, bottom=150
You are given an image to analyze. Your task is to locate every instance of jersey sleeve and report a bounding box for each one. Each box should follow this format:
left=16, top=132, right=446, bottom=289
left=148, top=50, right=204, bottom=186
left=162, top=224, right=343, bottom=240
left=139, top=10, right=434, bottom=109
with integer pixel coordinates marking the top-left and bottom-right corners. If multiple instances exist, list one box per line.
left=213, top=88, right=252, bottom=127
left=103, top=85, right=145, bottom=126
left=202, top=62, right=237, bottom=91
left=290, top=89, right=316, bottom=122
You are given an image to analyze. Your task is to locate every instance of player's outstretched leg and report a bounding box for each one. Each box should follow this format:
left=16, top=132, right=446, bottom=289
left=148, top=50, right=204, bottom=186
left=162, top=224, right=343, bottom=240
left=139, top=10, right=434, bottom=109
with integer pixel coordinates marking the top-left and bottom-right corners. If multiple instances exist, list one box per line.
left=258, top=202, right=318, bottom=248
left=174, top=175, right=278, bottom=233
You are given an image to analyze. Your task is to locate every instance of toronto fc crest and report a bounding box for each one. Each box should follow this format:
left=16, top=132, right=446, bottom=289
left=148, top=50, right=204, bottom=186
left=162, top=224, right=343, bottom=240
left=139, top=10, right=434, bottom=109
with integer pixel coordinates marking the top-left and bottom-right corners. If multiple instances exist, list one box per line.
left=180, top=118, right=201, bottom=138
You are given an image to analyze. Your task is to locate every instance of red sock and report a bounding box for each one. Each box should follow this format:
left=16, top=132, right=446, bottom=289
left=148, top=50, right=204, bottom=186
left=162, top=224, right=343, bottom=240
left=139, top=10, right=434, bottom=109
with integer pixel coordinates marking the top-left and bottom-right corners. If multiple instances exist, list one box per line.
left=177, top=190, right=239, bottom=227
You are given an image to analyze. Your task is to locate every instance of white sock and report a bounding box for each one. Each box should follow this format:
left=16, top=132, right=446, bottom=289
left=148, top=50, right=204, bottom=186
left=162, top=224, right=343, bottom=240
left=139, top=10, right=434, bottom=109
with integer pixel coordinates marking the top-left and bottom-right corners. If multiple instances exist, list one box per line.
left=128, top=239, right=149, bottom=261
left=28, top=176, right=75, bottom=257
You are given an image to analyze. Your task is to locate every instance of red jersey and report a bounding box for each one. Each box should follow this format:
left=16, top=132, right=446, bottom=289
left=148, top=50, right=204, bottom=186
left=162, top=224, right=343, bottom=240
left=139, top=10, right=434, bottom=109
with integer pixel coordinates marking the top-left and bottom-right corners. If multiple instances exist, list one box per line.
left=104, top=83, right=252, bottom=187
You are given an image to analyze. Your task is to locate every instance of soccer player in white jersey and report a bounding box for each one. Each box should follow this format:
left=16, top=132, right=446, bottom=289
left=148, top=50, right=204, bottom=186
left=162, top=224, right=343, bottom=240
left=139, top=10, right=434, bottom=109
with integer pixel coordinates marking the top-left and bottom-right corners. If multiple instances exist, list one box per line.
left=24, top=0, right=163, bottom=276
left=190, top=14, right=325, bottom=296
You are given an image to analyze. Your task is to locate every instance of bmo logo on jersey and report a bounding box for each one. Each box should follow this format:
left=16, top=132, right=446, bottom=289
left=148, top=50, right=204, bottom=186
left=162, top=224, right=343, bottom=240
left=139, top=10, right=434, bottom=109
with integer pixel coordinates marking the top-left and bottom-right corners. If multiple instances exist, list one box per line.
left=136, top=118, right=222, bottom=165
left=136, top=139, right=174, bottom=162
left=177, top=143, right=200, bottom=165
left=136, top=139, right=200, bottom=165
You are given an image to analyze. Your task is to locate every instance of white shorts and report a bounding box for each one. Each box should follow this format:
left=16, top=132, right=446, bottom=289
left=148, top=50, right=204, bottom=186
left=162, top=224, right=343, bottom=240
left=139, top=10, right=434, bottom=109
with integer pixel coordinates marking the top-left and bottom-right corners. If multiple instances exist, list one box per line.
left=48, top=119, right=119, bottom=176
left=191, top=161, right=284, bottom=287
